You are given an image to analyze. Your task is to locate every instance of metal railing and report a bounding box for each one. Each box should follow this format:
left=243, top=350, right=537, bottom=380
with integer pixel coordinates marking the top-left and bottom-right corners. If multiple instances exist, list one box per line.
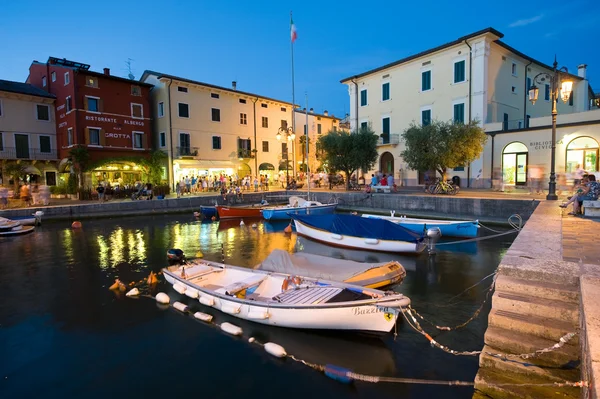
left=237, top=148, right=254, bottom=159
left=175, top=146, right=198, bottom=157
left=0, top=147, right=58, bottom=160
left=377, top=134, right=400, bottom=146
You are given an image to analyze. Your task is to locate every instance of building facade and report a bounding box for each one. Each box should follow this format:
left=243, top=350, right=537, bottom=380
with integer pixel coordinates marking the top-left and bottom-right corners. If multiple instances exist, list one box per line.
left=341, top=27, right=593, bottom=186
left=27, top=57, right=153, bottom=188
left=293, top=108, right=341, bottom=174
left=0, top=80, right=58, bottom=186
left=141, top=71, right=340, bottom=188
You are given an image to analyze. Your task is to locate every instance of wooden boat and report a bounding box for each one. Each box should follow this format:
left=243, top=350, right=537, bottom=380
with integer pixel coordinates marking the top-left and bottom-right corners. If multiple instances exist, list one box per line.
left=261, top=196, right=337, bottom=220
left=163, top=249, right=410, bottom=333
left=0, top=218, right=35, bottom=236
left=291, top=214, right=426, bottom=254
left=216, top=204, right=268, bottom=219
left=256, top=249, right=406, bottom=289
left=361, top=212, right=479, bottom=238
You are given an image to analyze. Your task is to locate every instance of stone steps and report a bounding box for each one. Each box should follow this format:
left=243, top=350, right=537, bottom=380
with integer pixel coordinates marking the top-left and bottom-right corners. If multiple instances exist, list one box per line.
left=488, top=308, right=580, bottom=344
left=494, top=274, right=579, bottom=304
left=494, top=291, right=579, bottom=325
left=479, top=345, right=580, bottom=384
left=474, top=367, right=581, bottom=399
left=484, top=325, right=579, bottom=368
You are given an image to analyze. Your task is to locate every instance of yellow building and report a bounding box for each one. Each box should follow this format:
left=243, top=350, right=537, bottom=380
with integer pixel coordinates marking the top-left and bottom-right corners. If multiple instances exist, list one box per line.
left=0, top=79, right=58, bottom=186
left=293, top=108, right=342, bottom=174
left=341, top=27, right=594, bottom=186
left=141, top=71, right=340, bottom=187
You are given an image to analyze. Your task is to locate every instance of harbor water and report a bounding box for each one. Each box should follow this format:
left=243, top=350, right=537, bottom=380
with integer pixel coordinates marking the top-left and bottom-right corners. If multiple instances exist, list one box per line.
left=0, top=214, right=514, bottom=398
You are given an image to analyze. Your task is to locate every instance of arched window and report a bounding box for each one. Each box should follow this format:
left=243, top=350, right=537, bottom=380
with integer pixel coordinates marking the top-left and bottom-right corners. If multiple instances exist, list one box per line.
left=566, top=137, right=598, bottom=173
left=502, top=142, right=528, bottom=185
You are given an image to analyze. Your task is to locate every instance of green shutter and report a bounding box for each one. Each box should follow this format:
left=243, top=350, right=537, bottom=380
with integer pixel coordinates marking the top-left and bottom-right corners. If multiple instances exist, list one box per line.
left=454, top=103, right=465, bottom=124
left=382, top=83, right=390, bottom=101
left=422, top=71, right=431, bottom=91
left=454, top=61, right=465, bottom=83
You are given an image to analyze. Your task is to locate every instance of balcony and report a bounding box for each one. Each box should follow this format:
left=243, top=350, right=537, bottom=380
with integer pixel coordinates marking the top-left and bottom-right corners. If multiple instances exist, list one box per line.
left=377, top=134, right=400, bottom=146
left=0, top=147, right=58, bottom=160
left=237, top=148, right=254, bottom=159
left=175, top=146, right=198, bottom=158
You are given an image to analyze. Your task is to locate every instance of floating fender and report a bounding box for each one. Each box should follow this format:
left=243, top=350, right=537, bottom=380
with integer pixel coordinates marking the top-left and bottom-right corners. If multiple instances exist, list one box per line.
left=193, top=312, right=213, bottom=323
left=364, top=238, right=379, bottom=245
left=71, top=221, right=82, bottom=229
left=331, top=233, right=343, bottom=240
left=173, top=301, right=188, bottom=313
left=324, top=364, right=354, bottom=384
left=196, top=251, right=204, bottom=258
left=34, top=211, right=44, bottom=217
left=221, top=322, right=243, bottom=336
left=221, top=304, right=241, bottom=314
left=126, top=288, right=140, bottom=297
left=251, top=223, right=257, bottom=229
left=156, top=292, right=170, bottom=304
left=173, top=283, right=186, bottom=294
left=199, top=296, right=215, bottom=306
left=284, top=223, right=292, bottom=233
left=193, top=212, right=200, bottom=218
left=247, top=310, right=270, bottom=320
left=240, top=219, right=245, bottom=226
left=185, top=288, right=199, bottom=299
left=264, top=342, right=287, bottom=358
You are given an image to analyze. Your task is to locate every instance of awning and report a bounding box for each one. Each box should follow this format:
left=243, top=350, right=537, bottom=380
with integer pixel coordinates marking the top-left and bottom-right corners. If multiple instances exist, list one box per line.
left=174, top=159, right=238, bottom=170
left=279, top=160, right=292, bottom=171
left=22, top=165, right=41, bottom=175
left=57, top=158, right=71, bottom=173
left=259, top=163, right=275, bottom=171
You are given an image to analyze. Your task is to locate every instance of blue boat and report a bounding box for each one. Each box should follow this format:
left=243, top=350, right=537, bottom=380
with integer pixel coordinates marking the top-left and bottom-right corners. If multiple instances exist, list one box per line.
left=199, top=205, right=218, bottom=219
left=291, top=214, right=426, bottom=254
left=361, top=213, right=479, bottom=238
left=261, top=196, right=337, bottom=220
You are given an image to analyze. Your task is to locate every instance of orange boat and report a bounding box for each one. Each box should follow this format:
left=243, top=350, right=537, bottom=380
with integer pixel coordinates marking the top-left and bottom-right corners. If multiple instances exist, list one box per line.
left=215, top=205, right=266, bottom=219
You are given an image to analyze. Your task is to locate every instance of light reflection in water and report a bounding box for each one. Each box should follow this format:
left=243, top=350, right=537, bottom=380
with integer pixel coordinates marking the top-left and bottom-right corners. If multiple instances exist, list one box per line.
left=94, top=227, right=148, bottom=269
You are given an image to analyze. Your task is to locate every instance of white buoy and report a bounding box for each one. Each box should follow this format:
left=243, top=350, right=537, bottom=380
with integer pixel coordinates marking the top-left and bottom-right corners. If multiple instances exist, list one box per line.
left=185, top=289, right=199, bottom=299
left=173, top=283, right=186, bottom=294
left=199, top=296, right=215, bottom=306
left=264, top=342, right=287, bottom=358
left=156, top=292, right=170, bottom=304
left=126, top=287, right=140, bottom=297
left=173, top=301, right=188, bottom=313
left=251, top=223, right=257, bottom=229
left=248, top=337, right=255, bottom=343
left=221, top=322, right=243, bottom=336
left=193, top=312, right=213, bottom=323
left=240, top=219, right=245, bottom=226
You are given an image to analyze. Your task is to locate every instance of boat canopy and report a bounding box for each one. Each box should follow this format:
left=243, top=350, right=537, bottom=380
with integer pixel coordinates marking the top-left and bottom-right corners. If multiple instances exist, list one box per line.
left=257, top=249, right=403, bottom=282
left=291, top=214, right=424, bottom=242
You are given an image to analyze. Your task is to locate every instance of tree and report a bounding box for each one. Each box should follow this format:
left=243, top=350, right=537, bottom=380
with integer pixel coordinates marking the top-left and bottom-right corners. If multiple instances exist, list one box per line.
left=4, top=163, right=27, bottom=192
left=69, top=146, right=90, bottom=191
left=401, top=120, right=487, bottom=181
left=317, top=127, right=379, bottom=190
left=148, top=150, right=168, bottom=185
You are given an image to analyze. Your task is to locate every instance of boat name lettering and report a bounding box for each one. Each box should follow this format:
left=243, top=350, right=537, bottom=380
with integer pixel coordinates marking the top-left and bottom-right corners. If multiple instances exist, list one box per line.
left=353, top=306, right=387, bottom=315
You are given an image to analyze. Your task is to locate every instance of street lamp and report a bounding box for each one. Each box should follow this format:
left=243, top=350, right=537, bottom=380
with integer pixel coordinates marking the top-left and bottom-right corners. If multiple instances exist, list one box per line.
left=528, top=57, right=573, bottom=201
left=277, top=126, right=295, bottom=190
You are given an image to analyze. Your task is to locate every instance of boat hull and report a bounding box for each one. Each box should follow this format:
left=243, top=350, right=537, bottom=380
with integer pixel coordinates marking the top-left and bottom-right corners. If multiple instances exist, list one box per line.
left=0, top=225, right=35, bottom=236
left=199, top=206, right=218, bottom=219
left=362, top=214, right=479, bottom=238
left=163, top=269, right=403, bottom=333
left=293, top=219, right=425, bottom=254
left=216, top=205, right=264, bottom=219
left=262, top=204, right=337, bottom=220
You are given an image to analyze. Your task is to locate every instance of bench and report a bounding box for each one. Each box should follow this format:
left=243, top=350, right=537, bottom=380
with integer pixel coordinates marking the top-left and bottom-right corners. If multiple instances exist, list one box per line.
left=583, top=200, right=600, bottom=217
left=372, top=185, right=391, bottom=193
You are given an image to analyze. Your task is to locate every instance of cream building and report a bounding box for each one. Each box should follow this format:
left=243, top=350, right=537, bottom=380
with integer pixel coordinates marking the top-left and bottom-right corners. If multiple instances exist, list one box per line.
left=341, top=27, right=594, bottom=186
left=0, top=79, right=58, bottom=186
left=141, top=70, right=340, bottom=188
left=293, top=108, right=342, bottom=174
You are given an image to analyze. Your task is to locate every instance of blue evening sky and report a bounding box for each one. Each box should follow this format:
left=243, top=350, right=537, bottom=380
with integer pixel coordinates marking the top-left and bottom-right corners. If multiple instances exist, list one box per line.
left=2, top=0, right=598, bottom=118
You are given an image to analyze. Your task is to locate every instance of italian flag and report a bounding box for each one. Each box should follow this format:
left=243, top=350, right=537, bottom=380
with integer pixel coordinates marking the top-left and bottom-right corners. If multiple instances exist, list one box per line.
left=290, top=16, right=297, bottom=42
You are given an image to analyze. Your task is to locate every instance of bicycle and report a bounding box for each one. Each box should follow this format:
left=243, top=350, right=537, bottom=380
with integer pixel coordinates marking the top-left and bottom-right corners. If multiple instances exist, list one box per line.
left=426, top=178, right=460, bottom=195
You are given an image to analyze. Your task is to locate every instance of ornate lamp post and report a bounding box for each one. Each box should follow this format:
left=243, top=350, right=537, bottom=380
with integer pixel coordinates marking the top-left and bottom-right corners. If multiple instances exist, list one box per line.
left=528, top=57, right=573, bottom=200
left=277, top=126, right=295, bottom=190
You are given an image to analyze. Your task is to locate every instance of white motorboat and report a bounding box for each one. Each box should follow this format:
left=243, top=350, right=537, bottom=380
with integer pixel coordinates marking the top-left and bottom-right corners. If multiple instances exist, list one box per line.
left=0, top=218, right=34, bottom=236
left=163, top=249, right=410, bottom=333
left=361, top=212, right=479, bottom=238
left=256, top=249, right=406, bottom=289
left=2, top=211, right=44, bottom=226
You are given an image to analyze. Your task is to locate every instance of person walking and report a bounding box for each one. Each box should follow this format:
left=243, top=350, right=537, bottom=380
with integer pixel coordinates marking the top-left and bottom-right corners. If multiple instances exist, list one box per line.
left=97, top=182, right=105, bottom=202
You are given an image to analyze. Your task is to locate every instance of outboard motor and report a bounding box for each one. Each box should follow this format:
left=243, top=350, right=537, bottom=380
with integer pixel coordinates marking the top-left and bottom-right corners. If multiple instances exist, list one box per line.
left=167, top=249, right=185, bottom=265
left=425, top=227, right=442, bottom=254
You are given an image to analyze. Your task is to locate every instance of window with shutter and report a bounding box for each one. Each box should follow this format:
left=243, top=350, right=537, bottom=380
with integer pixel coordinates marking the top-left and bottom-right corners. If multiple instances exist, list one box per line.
left=453, top=103, right=465, bottom=124
left=421, top=70, right=431, bottom=91
left=454, top=61, right=465, bottom=83
left=382, top=83, right=390, bottom=101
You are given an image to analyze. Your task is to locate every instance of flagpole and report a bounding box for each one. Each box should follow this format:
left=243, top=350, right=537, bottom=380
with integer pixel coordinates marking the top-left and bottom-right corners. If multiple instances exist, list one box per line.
left=305, top=92, right=310, bottom=199
left=290, top=10, right=296, bottom=180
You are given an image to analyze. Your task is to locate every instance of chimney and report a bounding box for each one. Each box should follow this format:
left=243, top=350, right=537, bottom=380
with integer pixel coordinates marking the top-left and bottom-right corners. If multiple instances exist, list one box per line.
left=232, top=81, right=237, bottom=90
left=323, top=110, right=328, bottom=116
left=309, top=108, right=314, bottom=113
left=578, top=64, right=587, bottom=79
left=103, top=68, right=110, bottom=75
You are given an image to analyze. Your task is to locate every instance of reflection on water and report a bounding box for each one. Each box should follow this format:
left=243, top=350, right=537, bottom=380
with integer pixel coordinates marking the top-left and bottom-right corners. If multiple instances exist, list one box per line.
left=0, top=213, right=514, bottom=399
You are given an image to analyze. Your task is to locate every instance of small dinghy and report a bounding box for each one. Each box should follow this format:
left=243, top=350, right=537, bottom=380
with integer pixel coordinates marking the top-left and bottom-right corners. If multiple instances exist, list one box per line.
left=291, top=214, right=426, bottom=254
left=0, top=218, right=35, bottom=236
left=5, top=211, right=44, bottom=226
left=361, top=212, right=479, bottom=238
left=163, top=249, right=410, bottom=333
left=261, top=196, right=337, bottom=220
left=257, top=249, right=406, bottom=289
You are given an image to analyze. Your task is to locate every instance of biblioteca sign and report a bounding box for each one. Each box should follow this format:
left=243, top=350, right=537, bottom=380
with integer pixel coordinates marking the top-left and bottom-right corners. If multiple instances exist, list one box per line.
left=529, top=141, right=559, bottom=151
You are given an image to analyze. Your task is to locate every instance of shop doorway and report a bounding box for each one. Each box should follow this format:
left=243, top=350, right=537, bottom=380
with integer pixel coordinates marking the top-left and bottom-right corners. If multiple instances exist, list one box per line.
left=380, top=152, right=394, bottom=177
left=566, top=136, right=598, bottom=174
left=502, top=142, right=528, bottom=186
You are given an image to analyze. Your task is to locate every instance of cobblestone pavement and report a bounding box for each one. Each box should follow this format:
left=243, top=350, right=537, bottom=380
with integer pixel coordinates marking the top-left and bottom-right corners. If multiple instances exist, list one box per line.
left=561, top=212, right=600, bottom=264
